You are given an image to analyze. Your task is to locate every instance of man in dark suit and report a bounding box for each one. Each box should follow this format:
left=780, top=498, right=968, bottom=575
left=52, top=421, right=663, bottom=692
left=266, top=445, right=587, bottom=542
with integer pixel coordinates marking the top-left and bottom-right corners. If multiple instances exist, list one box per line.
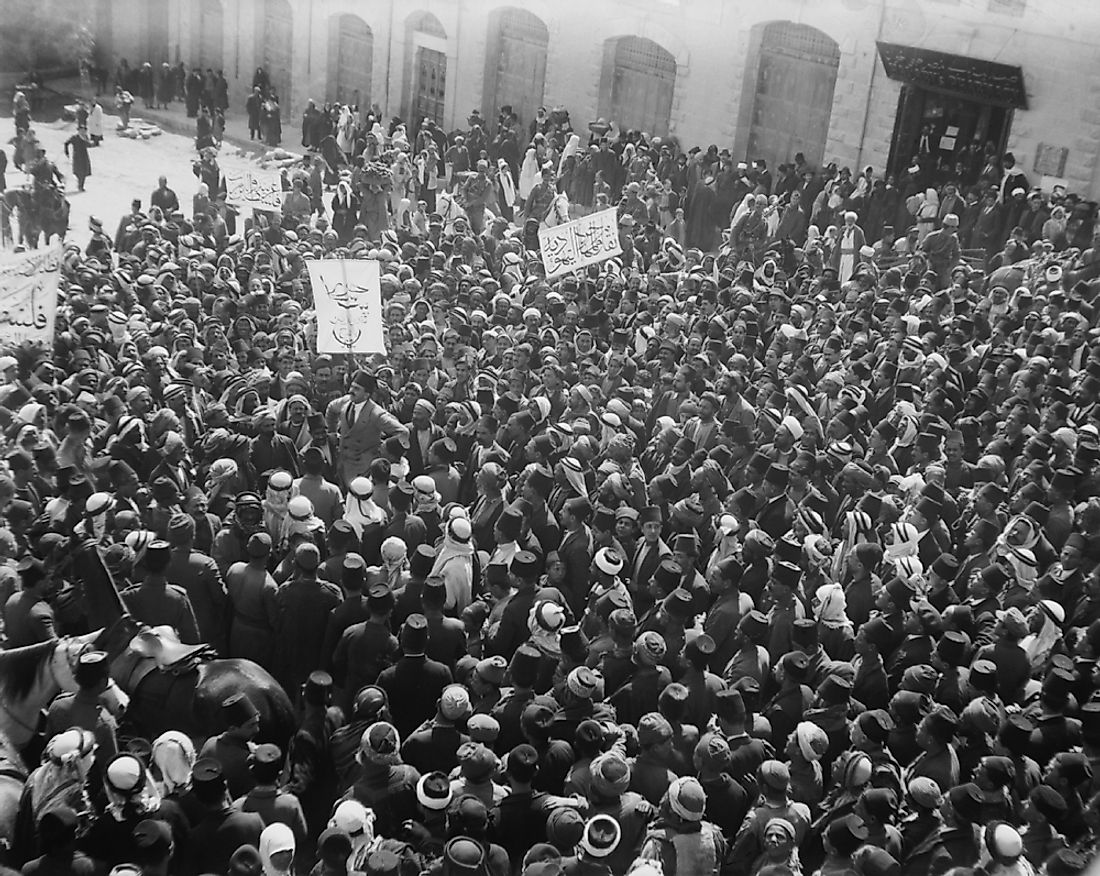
left=336, top=370, right=407, bottom=488
left=630, top=506, right=671, bottom=607
left=377, top=614, right=453, bottom=739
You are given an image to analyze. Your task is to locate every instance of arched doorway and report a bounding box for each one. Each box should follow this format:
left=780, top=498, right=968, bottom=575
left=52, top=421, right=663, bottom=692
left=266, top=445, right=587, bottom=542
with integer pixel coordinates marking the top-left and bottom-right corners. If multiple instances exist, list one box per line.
left=406, top=11, right=448, bottom=131
left=198, top=0, right=223, bottom=72
left=483, top=8, right=548, bottom=129
left=600, top=36, right=676, bottom=137
left=262, top=0, right=294, bottom=109
left=745, top=22, right=840, bottom=170
left=329, top=14, right=373, bottom=106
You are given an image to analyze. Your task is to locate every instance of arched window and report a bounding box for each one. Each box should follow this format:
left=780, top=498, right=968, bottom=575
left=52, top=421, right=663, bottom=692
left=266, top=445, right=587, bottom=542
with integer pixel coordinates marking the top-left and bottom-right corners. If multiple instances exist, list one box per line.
left=330, top=14, right=373, bottom=106
left=198, top=0, right=223, bottom=72
left=601, top=36, right=676, bottom=137
left=483, top=8, right=549, bottom=128
left=746, top=22, right=840, bottom=170
left=262, top=0, right=294, bottom=109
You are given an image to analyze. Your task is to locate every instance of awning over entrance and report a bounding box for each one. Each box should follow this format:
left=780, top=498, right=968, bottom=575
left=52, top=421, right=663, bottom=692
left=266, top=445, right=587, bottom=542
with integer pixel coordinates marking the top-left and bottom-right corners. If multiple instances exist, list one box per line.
left=876, top=41, right=1028, bottom=109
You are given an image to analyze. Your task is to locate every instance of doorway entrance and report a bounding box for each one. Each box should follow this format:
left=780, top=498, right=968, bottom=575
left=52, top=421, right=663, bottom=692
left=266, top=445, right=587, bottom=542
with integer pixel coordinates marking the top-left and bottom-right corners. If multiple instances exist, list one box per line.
left=745, top=21, right=839, bottom=171
left=876, top=42, right=1027, bottom=188
left=887, top=86, right=1013, bottom=186
left=413, top=47, right=447, bottom=128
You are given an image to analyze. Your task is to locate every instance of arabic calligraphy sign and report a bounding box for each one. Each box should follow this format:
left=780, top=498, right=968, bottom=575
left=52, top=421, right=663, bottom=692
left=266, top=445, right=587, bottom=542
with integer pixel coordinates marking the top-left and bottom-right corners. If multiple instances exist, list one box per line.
left=225, top=169, right=284, bottom=211
left=537, top=209, right=623, bottom=279
left=876, top=41, right=1028, bottom=109
left=307, top=259, right=386, bottom=354
left=0, top=246, right=60, bottom=346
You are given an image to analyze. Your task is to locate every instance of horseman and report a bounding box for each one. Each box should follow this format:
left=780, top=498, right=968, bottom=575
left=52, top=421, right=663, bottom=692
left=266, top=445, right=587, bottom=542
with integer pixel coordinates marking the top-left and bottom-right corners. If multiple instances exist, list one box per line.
left=731, top=194, right=769, bottom=265
left=28, top=148, right=63, bottom=214
left=458, top=161, right=494, bottom=235
left=523, top=165, right=557, bottom=227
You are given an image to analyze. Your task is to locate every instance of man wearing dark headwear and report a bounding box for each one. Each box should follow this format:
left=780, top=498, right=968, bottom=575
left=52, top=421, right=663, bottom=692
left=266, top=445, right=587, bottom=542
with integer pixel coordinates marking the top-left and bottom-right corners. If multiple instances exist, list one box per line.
left=44, top=650, right=119, bottom=761
left=187, top=758, right=265, bottom=874
left=3, top=557, right=58, bottom=646
left=331, top=582, right=400, bottom=716
left=274, top=542, right=342, bottom=696
left=905, top=705, right=960, bottom=793
left=337, top=370, right=408, bottom=487
left=120, top=540, right=200, bottom=643
left=378, top=614, right=453, bottom=739
left=200, top=694, right=263, bottom=799
left=225, top=531, right=280, bottom=666
left=166, top=512, right=228, bottom=653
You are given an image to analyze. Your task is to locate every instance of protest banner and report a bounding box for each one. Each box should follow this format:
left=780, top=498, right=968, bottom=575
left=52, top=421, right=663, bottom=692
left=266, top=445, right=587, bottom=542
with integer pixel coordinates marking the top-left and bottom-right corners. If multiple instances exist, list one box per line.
left=0, top=246, right=60, bottom=346
left=307, top=259, right=386, bottom=354
left=537, top=208, right=622, bottom=279
left=225, top=169, right=284, bottom=211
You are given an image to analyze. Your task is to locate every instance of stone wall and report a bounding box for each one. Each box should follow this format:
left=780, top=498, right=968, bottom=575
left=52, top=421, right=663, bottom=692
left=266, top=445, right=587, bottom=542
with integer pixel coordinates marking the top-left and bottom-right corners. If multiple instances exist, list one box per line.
left=92, top=0, right=1100, bottom=198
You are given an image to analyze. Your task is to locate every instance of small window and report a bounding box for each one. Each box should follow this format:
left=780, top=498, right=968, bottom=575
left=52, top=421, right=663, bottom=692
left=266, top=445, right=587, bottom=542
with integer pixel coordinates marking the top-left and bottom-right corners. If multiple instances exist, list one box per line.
left=988, top=0, right=1025, bottom=15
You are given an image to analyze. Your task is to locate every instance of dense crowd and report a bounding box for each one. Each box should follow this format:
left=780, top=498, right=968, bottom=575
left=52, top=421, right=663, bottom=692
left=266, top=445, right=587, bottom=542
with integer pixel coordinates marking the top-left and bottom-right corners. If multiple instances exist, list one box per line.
left=1, top=68, right=1100, bottom=876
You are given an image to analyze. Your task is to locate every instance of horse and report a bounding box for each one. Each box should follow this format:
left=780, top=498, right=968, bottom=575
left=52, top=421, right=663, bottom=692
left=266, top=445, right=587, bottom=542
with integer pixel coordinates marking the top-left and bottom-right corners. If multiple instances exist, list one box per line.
left=0, top=632, right=101, bottom=753
left=0, top=728, right=25, bottom=860
left=0, top=631, right=103, bottom=853
left=540, top=192, right=571, bottom=229
left=71, top=540, right=296, bottom=748
left=436, top=189, right=467, bottom=234
left=0, top=189, right=70, bottom=249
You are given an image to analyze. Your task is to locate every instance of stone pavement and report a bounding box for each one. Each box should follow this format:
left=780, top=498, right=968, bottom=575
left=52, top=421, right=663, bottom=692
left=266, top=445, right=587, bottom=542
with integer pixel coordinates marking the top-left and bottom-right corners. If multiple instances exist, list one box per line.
left=43, top=76, right=284, bottom=157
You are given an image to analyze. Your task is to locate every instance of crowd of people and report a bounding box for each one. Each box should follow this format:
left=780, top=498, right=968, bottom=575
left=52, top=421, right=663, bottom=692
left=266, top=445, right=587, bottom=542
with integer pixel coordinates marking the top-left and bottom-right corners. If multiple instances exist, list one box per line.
left=1, top=58, right=1100, bottom=876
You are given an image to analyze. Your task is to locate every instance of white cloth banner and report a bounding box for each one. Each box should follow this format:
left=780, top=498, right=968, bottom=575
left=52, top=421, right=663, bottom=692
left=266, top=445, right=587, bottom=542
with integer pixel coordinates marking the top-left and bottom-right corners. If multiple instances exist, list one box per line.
left=308, top=259, right=386, bottom=354
left=225, top=169, right=284, bottom=210
left=537, top=208, right=622, bottom=279
left=0, top=246, right=60, bottom=346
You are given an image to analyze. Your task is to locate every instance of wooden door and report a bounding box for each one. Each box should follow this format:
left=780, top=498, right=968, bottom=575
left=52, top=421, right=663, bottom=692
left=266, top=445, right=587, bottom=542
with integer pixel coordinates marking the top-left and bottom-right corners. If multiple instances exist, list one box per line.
left=490, top=11, right=548, bottom=128
left=335, top=16, right=372, bottom=105
left=264, top=0, right=294, bottom=110
left=610, top=37, right=675, bottom=137
left=413, top=47, right=447, bottom=127
left=746, top=23, right=839, bottom=170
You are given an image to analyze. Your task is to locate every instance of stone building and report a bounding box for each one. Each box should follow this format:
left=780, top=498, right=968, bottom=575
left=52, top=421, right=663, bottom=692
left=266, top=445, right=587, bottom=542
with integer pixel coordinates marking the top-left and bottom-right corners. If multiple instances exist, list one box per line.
left=91, top=0, right=1100, bottom=197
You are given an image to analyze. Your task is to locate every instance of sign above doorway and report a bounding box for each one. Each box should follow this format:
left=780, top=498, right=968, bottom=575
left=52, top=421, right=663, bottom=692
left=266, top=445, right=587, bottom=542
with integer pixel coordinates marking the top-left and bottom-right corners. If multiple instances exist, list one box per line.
left=876, top=41, right=1027, bottom=109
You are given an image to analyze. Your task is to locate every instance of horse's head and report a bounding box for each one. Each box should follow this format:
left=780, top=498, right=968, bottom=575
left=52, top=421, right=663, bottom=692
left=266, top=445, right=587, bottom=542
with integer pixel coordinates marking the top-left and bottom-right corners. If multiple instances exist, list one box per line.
left=51, top=629, right=105, bottom=694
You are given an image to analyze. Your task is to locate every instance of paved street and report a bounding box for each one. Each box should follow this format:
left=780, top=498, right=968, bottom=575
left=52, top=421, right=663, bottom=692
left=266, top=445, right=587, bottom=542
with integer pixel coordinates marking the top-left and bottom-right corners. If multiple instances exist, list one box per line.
left=4, top=113, right=274, bottom=251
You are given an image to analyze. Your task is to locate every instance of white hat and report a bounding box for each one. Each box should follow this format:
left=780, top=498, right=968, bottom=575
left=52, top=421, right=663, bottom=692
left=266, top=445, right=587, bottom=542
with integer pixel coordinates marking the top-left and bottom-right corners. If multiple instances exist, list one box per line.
left=594, top=547, right=624, bottom=576
left=287, top=495, right=314, bottom=520
left=579, top=814, right=621, bottom=858
left=780, top=415, right=805, bottom=442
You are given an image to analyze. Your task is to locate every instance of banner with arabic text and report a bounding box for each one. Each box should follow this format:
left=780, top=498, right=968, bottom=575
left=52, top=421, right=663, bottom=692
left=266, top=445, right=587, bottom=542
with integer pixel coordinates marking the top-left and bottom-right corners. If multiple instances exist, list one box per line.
left=0, top=246, right=61, bottom=346
left=307, top=259, right=386, bottom=354
left=225, top=169, right=284, bottom=211
left=537, top=208, right=623, bottom=279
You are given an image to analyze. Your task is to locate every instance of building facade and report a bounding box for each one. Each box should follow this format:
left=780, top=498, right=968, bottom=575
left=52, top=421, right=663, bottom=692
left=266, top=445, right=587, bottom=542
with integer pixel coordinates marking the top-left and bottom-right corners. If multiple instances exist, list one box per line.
left=91, top=0, right=1100, bottom=198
